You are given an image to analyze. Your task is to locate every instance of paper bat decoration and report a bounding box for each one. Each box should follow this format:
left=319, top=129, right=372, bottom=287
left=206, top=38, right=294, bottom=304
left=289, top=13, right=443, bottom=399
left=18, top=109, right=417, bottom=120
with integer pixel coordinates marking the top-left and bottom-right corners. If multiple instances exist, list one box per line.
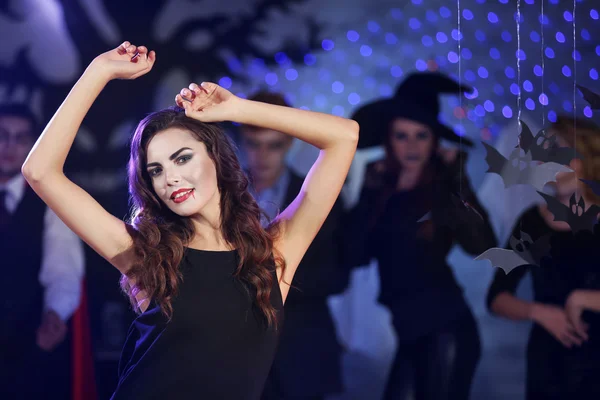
left=482, top=142, right=573, bottom=191
left=580, top=179, right=600, bottom=197
left=537, top=191, right=600, bottom=233
left=577, top=85, right=600, bottom=109
left=517, top=120, right=583, bottom=165
left=416, top=193, right=484, bottom=228
left=475, top=231, right=551, bottom=274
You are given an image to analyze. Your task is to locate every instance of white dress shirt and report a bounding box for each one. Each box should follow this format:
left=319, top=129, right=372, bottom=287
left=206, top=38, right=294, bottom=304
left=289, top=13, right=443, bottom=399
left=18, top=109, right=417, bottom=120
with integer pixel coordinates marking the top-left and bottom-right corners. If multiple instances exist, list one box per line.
left=2, top=174, right=84, bottom=321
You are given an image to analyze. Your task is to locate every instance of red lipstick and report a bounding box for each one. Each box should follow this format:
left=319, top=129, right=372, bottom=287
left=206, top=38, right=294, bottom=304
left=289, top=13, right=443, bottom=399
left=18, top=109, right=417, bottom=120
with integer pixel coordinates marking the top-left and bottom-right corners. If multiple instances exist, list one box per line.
left=170, top=188, right=195, bottom=204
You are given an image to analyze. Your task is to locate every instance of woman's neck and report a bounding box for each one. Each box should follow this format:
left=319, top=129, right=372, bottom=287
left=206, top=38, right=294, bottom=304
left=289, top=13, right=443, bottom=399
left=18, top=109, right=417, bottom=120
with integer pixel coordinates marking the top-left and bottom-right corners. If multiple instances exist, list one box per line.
left=188, top=196, right=232, bottom=250
left=396, top=166, right=425, bottom=191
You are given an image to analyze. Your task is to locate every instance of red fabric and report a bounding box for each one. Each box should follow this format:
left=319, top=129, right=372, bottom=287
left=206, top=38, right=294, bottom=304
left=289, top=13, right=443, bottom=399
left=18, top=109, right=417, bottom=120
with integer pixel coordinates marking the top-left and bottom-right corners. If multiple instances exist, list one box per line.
left=71, top=279, right=98, bottom=400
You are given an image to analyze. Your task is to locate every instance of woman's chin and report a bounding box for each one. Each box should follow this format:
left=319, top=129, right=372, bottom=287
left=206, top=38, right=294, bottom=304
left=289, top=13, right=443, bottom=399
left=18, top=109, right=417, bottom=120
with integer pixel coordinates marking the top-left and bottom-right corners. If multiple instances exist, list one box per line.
left=399, top=159, right=425, bottom=170
left=168, top=202, right=204, bottom=218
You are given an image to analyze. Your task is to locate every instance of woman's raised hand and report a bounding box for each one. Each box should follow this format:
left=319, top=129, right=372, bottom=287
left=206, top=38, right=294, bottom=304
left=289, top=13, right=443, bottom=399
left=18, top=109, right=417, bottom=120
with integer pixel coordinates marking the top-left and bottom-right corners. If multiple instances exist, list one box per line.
left=91, top=41, right=156, bottom=81
left=175, top=82, right=239, bottom=123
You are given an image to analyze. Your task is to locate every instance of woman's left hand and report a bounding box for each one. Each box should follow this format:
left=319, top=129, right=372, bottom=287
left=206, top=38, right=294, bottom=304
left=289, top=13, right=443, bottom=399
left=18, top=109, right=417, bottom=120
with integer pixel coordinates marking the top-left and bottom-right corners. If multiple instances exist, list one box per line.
left=175, top=82, right=239, bottom=122
left=565, top=290, right=590, bottom=341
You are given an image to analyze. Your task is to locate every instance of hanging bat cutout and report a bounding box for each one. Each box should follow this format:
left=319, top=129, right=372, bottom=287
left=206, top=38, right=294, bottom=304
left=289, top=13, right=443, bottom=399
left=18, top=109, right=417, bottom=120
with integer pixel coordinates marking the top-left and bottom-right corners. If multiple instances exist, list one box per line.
left=580, top=179, right=600, bottom=197
left=416, top=193, right=484, bottom=228
left=517, top=120, right=583, bottom=165
left=577, top=85, right=600, bottom=110
left=483, top=143, right=573, bottom=191
left=417, top=211, right=431, bottom=223
left=475, top=231, right=551, bottom=275
left=537, top=191, right=600, bottom=233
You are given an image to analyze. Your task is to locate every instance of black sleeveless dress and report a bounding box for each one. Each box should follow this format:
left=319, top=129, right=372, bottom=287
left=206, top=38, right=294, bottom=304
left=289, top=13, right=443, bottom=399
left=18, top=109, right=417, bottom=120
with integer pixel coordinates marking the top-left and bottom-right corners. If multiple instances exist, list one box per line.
left=111, top=248, right=283, bottom=400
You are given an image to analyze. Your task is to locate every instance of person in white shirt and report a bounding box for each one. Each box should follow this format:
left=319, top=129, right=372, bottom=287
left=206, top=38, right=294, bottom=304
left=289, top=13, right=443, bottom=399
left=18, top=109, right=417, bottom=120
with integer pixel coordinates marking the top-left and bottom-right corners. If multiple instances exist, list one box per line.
left=0, top=103, right=85, bottom=399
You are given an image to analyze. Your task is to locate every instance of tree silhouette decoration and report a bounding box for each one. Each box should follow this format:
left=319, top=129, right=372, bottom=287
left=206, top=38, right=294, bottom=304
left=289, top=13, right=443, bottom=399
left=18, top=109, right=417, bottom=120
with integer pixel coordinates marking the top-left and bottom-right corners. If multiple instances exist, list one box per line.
left=1, top=0, right=322, bottom=198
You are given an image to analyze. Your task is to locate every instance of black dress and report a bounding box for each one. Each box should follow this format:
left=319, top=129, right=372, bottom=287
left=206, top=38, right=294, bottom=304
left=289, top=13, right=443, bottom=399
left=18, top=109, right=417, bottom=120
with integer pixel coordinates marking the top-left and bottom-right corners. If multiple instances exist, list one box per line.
left=343, top=156, right=497, bottom=400
left=487, top=207, right=600, bottom=400
left=111, top=248, right=283, bottom=400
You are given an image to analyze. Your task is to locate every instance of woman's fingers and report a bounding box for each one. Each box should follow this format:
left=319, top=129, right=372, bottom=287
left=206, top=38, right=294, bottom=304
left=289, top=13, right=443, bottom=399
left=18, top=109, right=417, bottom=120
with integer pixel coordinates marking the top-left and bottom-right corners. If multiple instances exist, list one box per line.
left=175, top=94, right=187, bottom=108
left=117, top=41, right=130, bottom=55
left=564, top=326, right=584, bottom=346
left=180, top=88, right=195, bottom=102
left=573, top=320, right=589, bottom=341
left=188, top=83, right=203, bottom=98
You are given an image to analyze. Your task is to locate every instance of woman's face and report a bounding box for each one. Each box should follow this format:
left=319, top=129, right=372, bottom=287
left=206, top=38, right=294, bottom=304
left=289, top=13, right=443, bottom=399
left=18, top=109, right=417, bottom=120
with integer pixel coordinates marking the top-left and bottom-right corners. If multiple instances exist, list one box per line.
left=145, top=127, right=219, bottom=217
left=388, top=118, right=435, bottom=171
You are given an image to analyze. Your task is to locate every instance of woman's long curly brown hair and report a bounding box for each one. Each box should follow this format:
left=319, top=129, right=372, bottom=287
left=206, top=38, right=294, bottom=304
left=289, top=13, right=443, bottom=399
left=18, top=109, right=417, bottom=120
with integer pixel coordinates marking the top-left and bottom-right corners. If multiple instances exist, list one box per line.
left=120, top=106, right=284, bottom=328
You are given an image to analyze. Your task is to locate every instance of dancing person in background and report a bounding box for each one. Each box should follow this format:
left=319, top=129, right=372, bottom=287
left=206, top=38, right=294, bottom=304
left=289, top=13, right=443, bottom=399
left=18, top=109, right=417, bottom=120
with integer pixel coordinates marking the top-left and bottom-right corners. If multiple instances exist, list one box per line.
left=487, top=116, right=600, bottom=399
left=239, top=91, right=348, bottom=400
left=344, top=72, right=497, bottom=400
left=21, top=41, right=358, bottom=400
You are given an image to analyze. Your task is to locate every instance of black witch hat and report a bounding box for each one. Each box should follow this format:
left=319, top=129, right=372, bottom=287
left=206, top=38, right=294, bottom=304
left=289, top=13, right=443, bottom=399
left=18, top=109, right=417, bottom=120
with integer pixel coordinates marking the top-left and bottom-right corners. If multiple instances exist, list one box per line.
left=351, top=72, right=474, bottom=149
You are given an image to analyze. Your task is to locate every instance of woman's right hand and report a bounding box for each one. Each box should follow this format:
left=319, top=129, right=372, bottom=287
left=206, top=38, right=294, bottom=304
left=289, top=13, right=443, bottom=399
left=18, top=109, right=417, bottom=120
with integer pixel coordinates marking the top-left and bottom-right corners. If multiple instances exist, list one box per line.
left=90, top=41, right=156, bottom=81
left=531, top=303, right=587, bottom=348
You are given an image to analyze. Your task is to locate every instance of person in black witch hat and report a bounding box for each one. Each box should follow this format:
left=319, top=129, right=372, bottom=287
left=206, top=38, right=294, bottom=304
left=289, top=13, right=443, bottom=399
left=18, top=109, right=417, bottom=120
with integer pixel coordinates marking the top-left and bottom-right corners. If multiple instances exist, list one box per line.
left=342, top=71, right=497, bottom=400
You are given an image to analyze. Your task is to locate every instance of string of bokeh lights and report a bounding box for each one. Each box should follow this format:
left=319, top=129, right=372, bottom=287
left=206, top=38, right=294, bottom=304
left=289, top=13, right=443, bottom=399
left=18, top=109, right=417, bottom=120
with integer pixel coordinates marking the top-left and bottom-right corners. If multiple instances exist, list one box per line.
left=220, top=1, right=599, bottom=141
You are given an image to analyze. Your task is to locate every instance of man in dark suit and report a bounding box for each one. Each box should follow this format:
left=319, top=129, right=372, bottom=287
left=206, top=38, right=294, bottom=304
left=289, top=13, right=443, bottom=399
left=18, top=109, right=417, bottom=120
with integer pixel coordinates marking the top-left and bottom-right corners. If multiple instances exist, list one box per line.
left=0, top=104, right=85, bottom=399
left=240, top=91, right=348, bottom=400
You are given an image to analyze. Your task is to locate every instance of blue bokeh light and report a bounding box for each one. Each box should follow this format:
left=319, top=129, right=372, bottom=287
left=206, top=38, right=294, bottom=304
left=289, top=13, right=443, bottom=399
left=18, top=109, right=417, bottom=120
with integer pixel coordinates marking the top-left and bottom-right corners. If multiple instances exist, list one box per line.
left=385, top=33, right=398, bottom=45
left=490, top=48, right=501, bottom=60
left=525, top=98, right=535, bottom=110
left=409, top=18, right=421, bottom=30
left=439, top=6, right=451, bottom=18
left=367, top=21, right=380, bottom=32
left=347, top=30, right=360, bottom=42
left=285, top=69, right=298, bottom=81
left=218, top=76, right=232, bottom=89
left=478, top=66, right=489, bottom=79
left=436, top=32, right=448, bottom=43
left=265, top=72, right=278, bottom=86
left=304, top=53, right=316, bottom=66
left=348, top=93, right=361, bottom=105
left=332, top=81, right=345, bottom=94
left=360, top=45, right=373, bottom=57
left=322, top=39, right=334, bottom=51
left=584, top=106, right=593, bottom=118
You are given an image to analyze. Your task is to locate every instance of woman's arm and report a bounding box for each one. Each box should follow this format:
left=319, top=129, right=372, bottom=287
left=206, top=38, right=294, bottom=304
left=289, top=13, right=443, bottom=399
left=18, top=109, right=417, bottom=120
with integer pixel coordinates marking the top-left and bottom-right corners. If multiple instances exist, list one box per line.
left=175, top=83, right=358, bottom=292
left=22, top=41, right=156, bottom=272
left=572, top=290, right=600, bottom=312
left=236, top=96, right=359, bottom=288
left=488, top=267, right=587, bottom=347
